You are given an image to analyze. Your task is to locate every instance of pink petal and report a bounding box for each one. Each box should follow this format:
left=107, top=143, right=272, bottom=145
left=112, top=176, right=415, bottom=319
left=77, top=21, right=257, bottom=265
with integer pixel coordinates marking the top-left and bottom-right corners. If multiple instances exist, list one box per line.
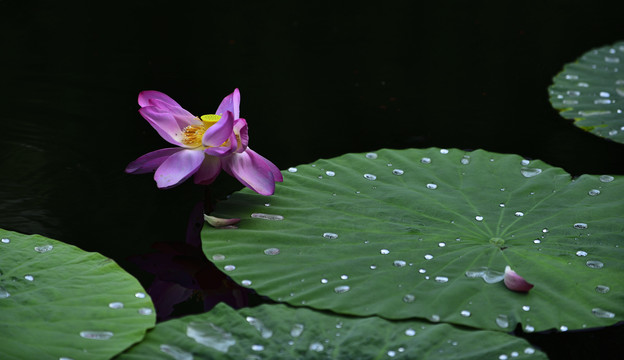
left=204, top=215, right=241, bottom=228
left=203, top=133, right=237, bottom=157
left=222, top=148, right=280, bottom=195
left=125, top=148, right=182, bottom=174
left=216, top=88, right=240, bottom=119
left=139, top=106, right=186, bottom=146
left=504, top=266, right=534, bottom=293
left=154, top=149, right=205, bottom=189
left=193, top=155, right=222, bottom=185
left=138, top=90, right=183, bottom=108
left=202, top=111, right=234, bottom=147
left=148, top=98, right=197, bottom=127
left=234, top=118, right=249, bottom=153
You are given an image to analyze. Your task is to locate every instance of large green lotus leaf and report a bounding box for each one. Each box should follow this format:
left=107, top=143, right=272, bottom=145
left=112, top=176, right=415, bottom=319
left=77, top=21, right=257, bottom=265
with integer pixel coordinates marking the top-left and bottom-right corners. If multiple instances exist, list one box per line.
left=549, top=41, right=624, bottom=144
left=201, top=148, right=624, bottom=333
left=0, top=229, right=155, bottom=360
left=118, top=302, right=547, bottom=360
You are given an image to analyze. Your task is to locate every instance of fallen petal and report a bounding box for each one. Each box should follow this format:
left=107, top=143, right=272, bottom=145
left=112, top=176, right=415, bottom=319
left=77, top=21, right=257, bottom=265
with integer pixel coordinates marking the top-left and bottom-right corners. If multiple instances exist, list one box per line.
left=504, top=266, right=534, bottom=292
left=204, top=215, right=241, bottom=228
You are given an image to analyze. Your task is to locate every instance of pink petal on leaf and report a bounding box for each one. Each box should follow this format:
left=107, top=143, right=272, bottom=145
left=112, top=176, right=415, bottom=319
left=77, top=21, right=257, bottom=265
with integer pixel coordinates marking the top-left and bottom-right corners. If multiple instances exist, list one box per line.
left=202, top=111, right=234, bottom=147
left=216, top=88, right=240, bottom=119
left=222, top=148, right=279, bottom=195
left=125, top=148, right=182, bottom=174
left=203, top=215, right=240, bottom=228
left=504, top=266, right=534, bottom=293
left=154, top=149, right=205, bottom=189
left=138, top=90, right=183, bottom=108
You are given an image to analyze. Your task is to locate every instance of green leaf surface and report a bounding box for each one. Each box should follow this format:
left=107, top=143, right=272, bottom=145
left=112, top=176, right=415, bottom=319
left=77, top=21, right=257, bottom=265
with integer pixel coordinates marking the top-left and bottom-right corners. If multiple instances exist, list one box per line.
left=0, top=229, right=155, bottom=360
left=201, top=148, right=624, bottom=332
left=118, top=302, right=547, bottom=360
left=549, top=41, right=624, bottom=144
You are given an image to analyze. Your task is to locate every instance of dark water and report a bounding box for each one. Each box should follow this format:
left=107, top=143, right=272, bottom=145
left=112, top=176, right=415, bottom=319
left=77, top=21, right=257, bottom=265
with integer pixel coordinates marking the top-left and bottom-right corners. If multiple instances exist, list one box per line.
left=1, top=1, right=623, bottom=359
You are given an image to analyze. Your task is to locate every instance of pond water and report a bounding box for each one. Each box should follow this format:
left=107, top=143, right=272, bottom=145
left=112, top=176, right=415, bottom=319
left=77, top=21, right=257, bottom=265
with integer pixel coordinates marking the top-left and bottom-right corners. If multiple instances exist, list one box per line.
left=1, top=1, right=623, bottom=359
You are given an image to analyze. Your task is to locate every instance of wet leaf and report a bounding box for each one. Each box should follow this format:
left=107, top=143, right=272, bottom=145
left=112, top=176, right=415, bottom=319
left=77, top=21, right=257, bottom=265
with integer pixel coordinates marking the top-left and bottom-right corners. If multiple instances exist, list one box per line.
left=118, top=302, right=547, bottom=359
left=549, top=41, right=624, bottom=144
left=201, top=148, right=624, bottom=332
left=0, top=229, right=155, bottom=360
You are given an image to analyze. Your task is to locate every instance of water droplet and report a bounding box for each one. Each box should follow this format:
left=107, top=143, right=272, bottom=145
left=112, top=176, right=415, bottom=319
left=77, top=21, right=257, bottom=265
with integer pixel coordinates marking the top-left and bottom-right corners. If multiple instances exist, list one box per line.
left=370, top=265, right=377, bottom=270
left=1, top=238, right=9, bottom=244
left=588, top=189, right=601, bottom=196
left=392, top=169, right=404, bottom=175
left=565, top=74, right=579, bottom=80
left=321, top=278, right=328, bottom=284
left=418, top=268, right=426, bottom=274
left=499, top=355, right=508, bottom=360
left=290, top=323, right=304, bottom=337
left=251, top=344, right=264, bottom=352
left=577, top=82, right=589, bottom=87
left=563, top=99, right=579, bottom=105
left=322, top=232, right=338, bottom=239
left=499, top=203, right=506, bottom=207
left=380, top=249, right=390, bottom=255
left=599, top=175, right=614, bottom=183
left=560, top=325, right=568, bottom=332
left=212, top=254, right=226, bottom=261
left=496, top=314, right=509, bottom=328
left=521, top=167, right=542, bottom=177
left=435, top=276, right=449, bottom=283
left=263, top=247, right=280, bottom=255
left=522, top=305, right=530, bottom=311
left=186, top=322, right=235, bottom=352
left=288, top=167, right=298, bottom=173
left=596, top=285, right=610, bottom=294
left=524, top=347, right=535, bottom=355
left=475, top=215, right=484, bottom=221
left=460, top=155, right=471, bottom=165
left=366, top=153, right=378, bottom=159
left=223, top=265, right=236, bottom=272
left=363, top=173, right=377, bottom=181
left=524, top=324, right=535, bottom=333
left=34, top=245, right=53, bottom=253
left=605, top=56, right=620, bottom=63
left=241, top=280, right=252, bottom=286
left=334, top=285, right=350, bottom=293
left=586, top=260, right=604, bottom=269
left=424, top=254, right=433, bottom=260
left=405, top=328, right=416, bottom=336
left=393, top=260, right=407, bottom=267
left=609, top=129, right=618, bottom=136
left=80, top=331, right=114, bottom=340
left=309, top=342, right=324, bottom=352
left=325, top=170, right=335, bottom=177
left=574, top=222, right=588, bottom=229
left=533, top=239, right=541, bottom=244
left=251, top=213, right=284, bottom=220
left=592, top=308, right=615, bottom=318
left=340, top=274, right=348, bottom=280
left=159, top=345, right=193, bottom=360
left=135, top=292, right=146, bottom=299
left=438, top=242, right=446, bottom=247
left=403, top=294, right=415, bottom=303
left=0, top=286, right=10, bottom=299
left=24, top=275, right=34, bottom=281
left=514, top=211, right=524, bottom=217
left=579, top=110, right=612, bottom=116
left=246, top=316, right=273, bottom=338
left=429, top=314, right=440, bottom=322
left=138, top=308, right=153, bottom=315
left=594, top=99, right=613, bottom=104
left=426, top=183, right=438, bottom=190
left=567, top=90, right=581, bottom=96
left=108, top=302, right=124, bottom=309
left=460, top=310, right=471, bottom=317
left=465, top=267, right=504, bottom=283
left=576, top=250, right=588, bottom=256
left=440, top=149, right=449, bottom=154
left=542, top=228, right=549, bottom=233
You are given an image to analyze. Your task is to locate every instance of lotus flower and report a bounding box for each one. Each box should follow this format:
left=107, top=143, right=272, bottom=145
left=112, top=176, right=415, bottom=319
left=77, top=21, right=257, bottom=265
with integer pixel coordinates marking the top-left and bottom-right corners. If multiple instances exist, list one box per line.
left=503, top=266, right=534, bottom=292
left=126, top=89, right=282, bottom=195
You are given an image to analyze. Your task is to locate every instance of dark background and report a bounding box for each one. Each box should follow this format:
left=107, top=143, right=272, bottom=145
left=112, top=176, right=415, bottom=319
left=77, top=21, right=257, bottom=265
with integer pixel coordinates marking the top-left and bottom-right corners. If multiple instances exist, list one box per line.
left=1, top=1, right=623, bottom=359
